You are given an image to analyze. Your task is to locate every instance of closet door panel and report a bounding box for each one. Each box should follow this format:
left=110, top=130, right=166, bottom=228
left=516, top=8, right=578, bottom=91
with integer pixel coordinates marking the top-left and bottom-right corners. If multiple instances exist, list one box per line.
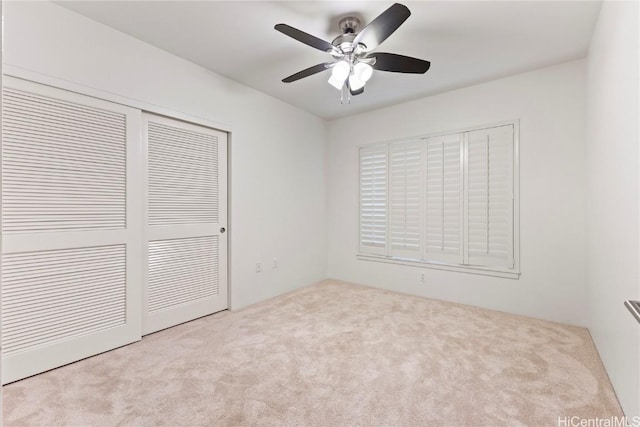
left=142, top=113, right=227, bottom=335
left=1, top=77, right=142, bottom=384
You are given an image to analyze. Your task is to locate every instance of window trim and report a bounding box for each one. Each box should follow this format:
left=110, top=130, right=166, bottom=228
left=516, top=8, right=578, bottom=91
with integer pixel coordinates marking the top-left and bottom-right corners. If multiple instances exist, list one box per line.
left=356, top=254, right=520, bottom=279
left=357, top=119, right=520, bottom=278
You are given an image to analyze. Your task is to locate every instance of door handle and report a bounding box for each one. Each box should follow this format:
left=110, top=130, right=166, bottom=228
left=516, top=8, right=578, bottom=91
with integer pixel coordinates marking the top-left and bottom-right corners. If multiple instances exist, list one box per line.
left=220, top=227, right=226, bottom=233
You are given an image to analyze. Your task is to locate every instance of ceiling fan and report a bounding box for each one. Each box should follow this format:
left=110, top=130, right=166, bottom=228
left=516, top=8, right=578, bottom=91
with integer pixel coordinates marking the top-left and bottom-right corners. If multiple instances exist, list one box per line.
left=274, top=3, right=430, bottom=98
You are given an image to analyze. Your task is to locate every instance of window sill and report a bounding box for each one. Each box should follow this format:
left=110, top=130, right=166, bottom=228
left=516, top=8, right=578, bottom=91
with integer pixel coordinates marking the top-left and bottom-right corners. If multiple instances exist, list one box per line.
left=356, top=254, right=520, bottom=279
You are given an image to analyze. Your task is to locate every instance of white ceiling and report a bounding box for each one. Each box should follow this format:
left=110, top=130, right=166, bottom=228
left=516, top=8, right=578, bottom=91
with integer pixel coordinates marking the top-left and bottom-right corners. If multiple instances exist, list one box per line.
left=56, top=1, right=601, bottom=120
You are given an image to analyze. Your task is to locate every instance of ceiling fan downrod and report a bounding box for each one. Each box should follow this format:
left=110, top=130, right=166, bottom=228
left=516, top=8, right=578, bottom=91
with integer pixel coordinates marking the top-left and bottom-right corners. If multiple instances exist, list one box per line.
left=339, top=17, right=361, bottom=34
left=332, top=17, right=361, bottom=54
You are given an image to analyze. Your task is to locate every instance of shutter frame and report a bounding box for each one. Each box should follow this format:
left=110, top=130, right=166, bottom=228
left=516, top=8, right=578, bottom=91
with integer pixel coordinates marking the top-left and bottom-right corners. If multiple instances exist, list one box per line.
left=357, top=120, right=518, bottom=276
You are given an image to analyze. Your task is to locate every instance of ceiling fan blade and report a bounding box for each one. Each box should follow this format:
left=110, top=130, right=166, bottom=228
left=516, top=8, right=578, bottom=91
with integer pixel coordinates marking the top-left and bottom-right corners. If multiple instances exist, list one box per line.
left=275, top=24, right=336, bottom=53
left=369, top=52, right=431, bottom=74
left=353, top=3, right=411, bottom=51
left=282, top=63, right=333, bottom=83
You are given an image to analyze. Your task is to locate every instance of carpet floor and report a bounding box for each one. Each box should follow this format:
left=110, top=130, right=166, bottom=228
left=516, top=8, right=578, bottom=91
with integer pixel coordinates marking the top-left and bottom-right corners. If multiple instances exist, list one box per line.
left=2, top=280, right=623, bottom=426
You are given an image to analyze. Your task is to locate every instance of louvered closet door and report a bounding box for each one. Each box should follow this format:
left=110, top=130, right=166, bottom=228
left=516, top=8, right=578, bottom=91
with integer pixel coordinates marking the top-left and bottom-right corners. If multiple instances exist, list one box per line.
left=1, top=77, right=142, bottom=384
left=465, top=125, right=514, bottom=268
left=142, top=113, right=227, bottom=335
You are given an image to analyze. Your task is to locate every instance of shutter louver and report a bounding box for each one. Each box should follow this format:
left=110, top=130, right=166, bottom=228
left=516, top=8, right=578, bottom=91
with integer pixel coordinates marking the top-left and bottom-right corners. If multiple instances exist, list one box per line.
left=425, top=134, right=463, bottom=263
left=389, top=140, right=422, bottom=258
left=465, top=125, right=514, bottom=268
left=359, top=144, right=388, bottom=255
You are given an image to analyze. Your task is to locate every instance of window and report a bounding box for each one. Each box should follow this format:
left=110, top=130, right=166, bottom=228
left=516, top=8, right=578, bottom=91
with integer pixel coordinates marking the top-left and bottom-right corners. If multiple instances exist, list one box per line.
left=358, top=122, right=519, bottom=277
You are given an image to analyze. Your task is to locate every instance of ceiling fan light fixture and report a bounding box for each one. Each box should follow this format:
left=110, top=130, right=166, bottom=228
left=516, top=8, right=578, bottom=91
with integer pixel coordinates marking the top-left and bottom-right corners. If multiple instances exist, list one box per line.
left=276, top=3, right=430, bottom=100
left=328, top=60, right=350, bottom=90
left=328, top=73, right=347, bottom=90
left=354, top=62, right=373, bottom=82
left=348, top=74, right=366, bottom=91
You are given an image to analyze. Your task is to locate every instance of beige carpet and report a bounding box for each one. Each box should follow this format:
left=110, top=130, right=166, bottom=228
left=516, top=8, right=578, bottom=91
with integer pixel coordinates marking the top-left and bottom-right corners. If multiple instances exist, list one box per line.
left=2, top=280, right=622, bottom=426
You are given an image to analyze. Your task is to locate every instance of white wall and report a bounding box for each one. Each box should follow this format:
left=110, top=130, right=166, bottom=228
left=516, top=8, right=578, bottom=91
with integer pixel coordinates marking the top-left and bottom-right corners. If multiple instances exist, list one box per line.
left=2, top=1, right=327, bottom=310
left=585, top=1, right=640, bottom=417
left=327, top=60, right=588, bottom=326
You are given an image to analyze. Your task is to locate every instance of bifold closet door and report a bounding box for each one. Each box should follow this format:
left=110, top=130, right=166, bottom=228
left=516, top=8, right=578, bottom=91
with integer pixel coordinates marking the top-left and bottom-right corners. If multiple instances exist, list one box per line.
left=142, top=113, right=227, bottom=335
left=1, top=77, right=142, bottom=384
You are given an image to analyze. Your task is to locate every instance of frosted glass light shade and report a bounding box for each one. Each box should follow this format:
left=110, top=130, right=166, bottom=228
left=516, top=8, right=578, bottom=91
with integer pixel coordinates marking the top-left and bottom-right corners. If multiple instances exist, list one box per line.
left=328, top=60, right=350, bottom=90
left=354, top=62, right=373, bottom=82
left=348, top=74, right=365, bottom=91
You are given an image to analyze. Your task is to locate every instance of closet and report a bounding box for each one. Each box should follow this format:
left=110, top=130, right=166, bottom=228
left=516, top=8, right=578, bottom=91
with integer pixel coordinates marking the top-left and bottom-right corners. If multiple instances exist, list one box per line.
left=0, top=77, right=228, bottom=383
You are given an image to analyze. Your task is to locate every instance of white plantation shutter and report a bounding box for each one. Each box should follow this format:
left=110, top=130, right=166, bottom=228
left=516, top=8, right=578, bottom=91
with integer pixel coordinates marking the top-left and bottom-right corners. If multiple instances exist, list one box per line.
left=389, top=140, right=422, bottom=258
left=358, top=122, right=517, bottom=275
left=424, top=134, right=463, bottom=263
left=359, top=144, right=387, bottom=255
left=465, top=125, right=514, bottom=268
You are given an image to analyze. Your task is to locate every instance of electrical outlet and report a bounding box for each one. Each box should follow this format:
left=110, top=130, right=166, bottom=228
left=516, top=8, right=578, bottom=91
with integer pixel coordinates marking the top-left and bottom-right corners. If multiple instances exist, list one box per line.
left=273, top=258, right=278, bottom=269
left=256, top=262, right=263, bottom=273
left=420, top=272, right=426, bottom=283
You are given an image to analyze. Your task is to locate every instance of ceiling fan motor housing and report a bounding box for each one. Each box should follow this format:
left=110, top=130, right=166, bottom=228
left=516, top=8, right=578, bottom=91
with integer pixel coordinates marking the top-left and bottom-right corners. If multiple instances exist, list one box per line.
left=339, top=16, right=361, bottom=34
left=331, top=33, right=357, bottom=53
left=333, top=17, right=363, bottom=54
